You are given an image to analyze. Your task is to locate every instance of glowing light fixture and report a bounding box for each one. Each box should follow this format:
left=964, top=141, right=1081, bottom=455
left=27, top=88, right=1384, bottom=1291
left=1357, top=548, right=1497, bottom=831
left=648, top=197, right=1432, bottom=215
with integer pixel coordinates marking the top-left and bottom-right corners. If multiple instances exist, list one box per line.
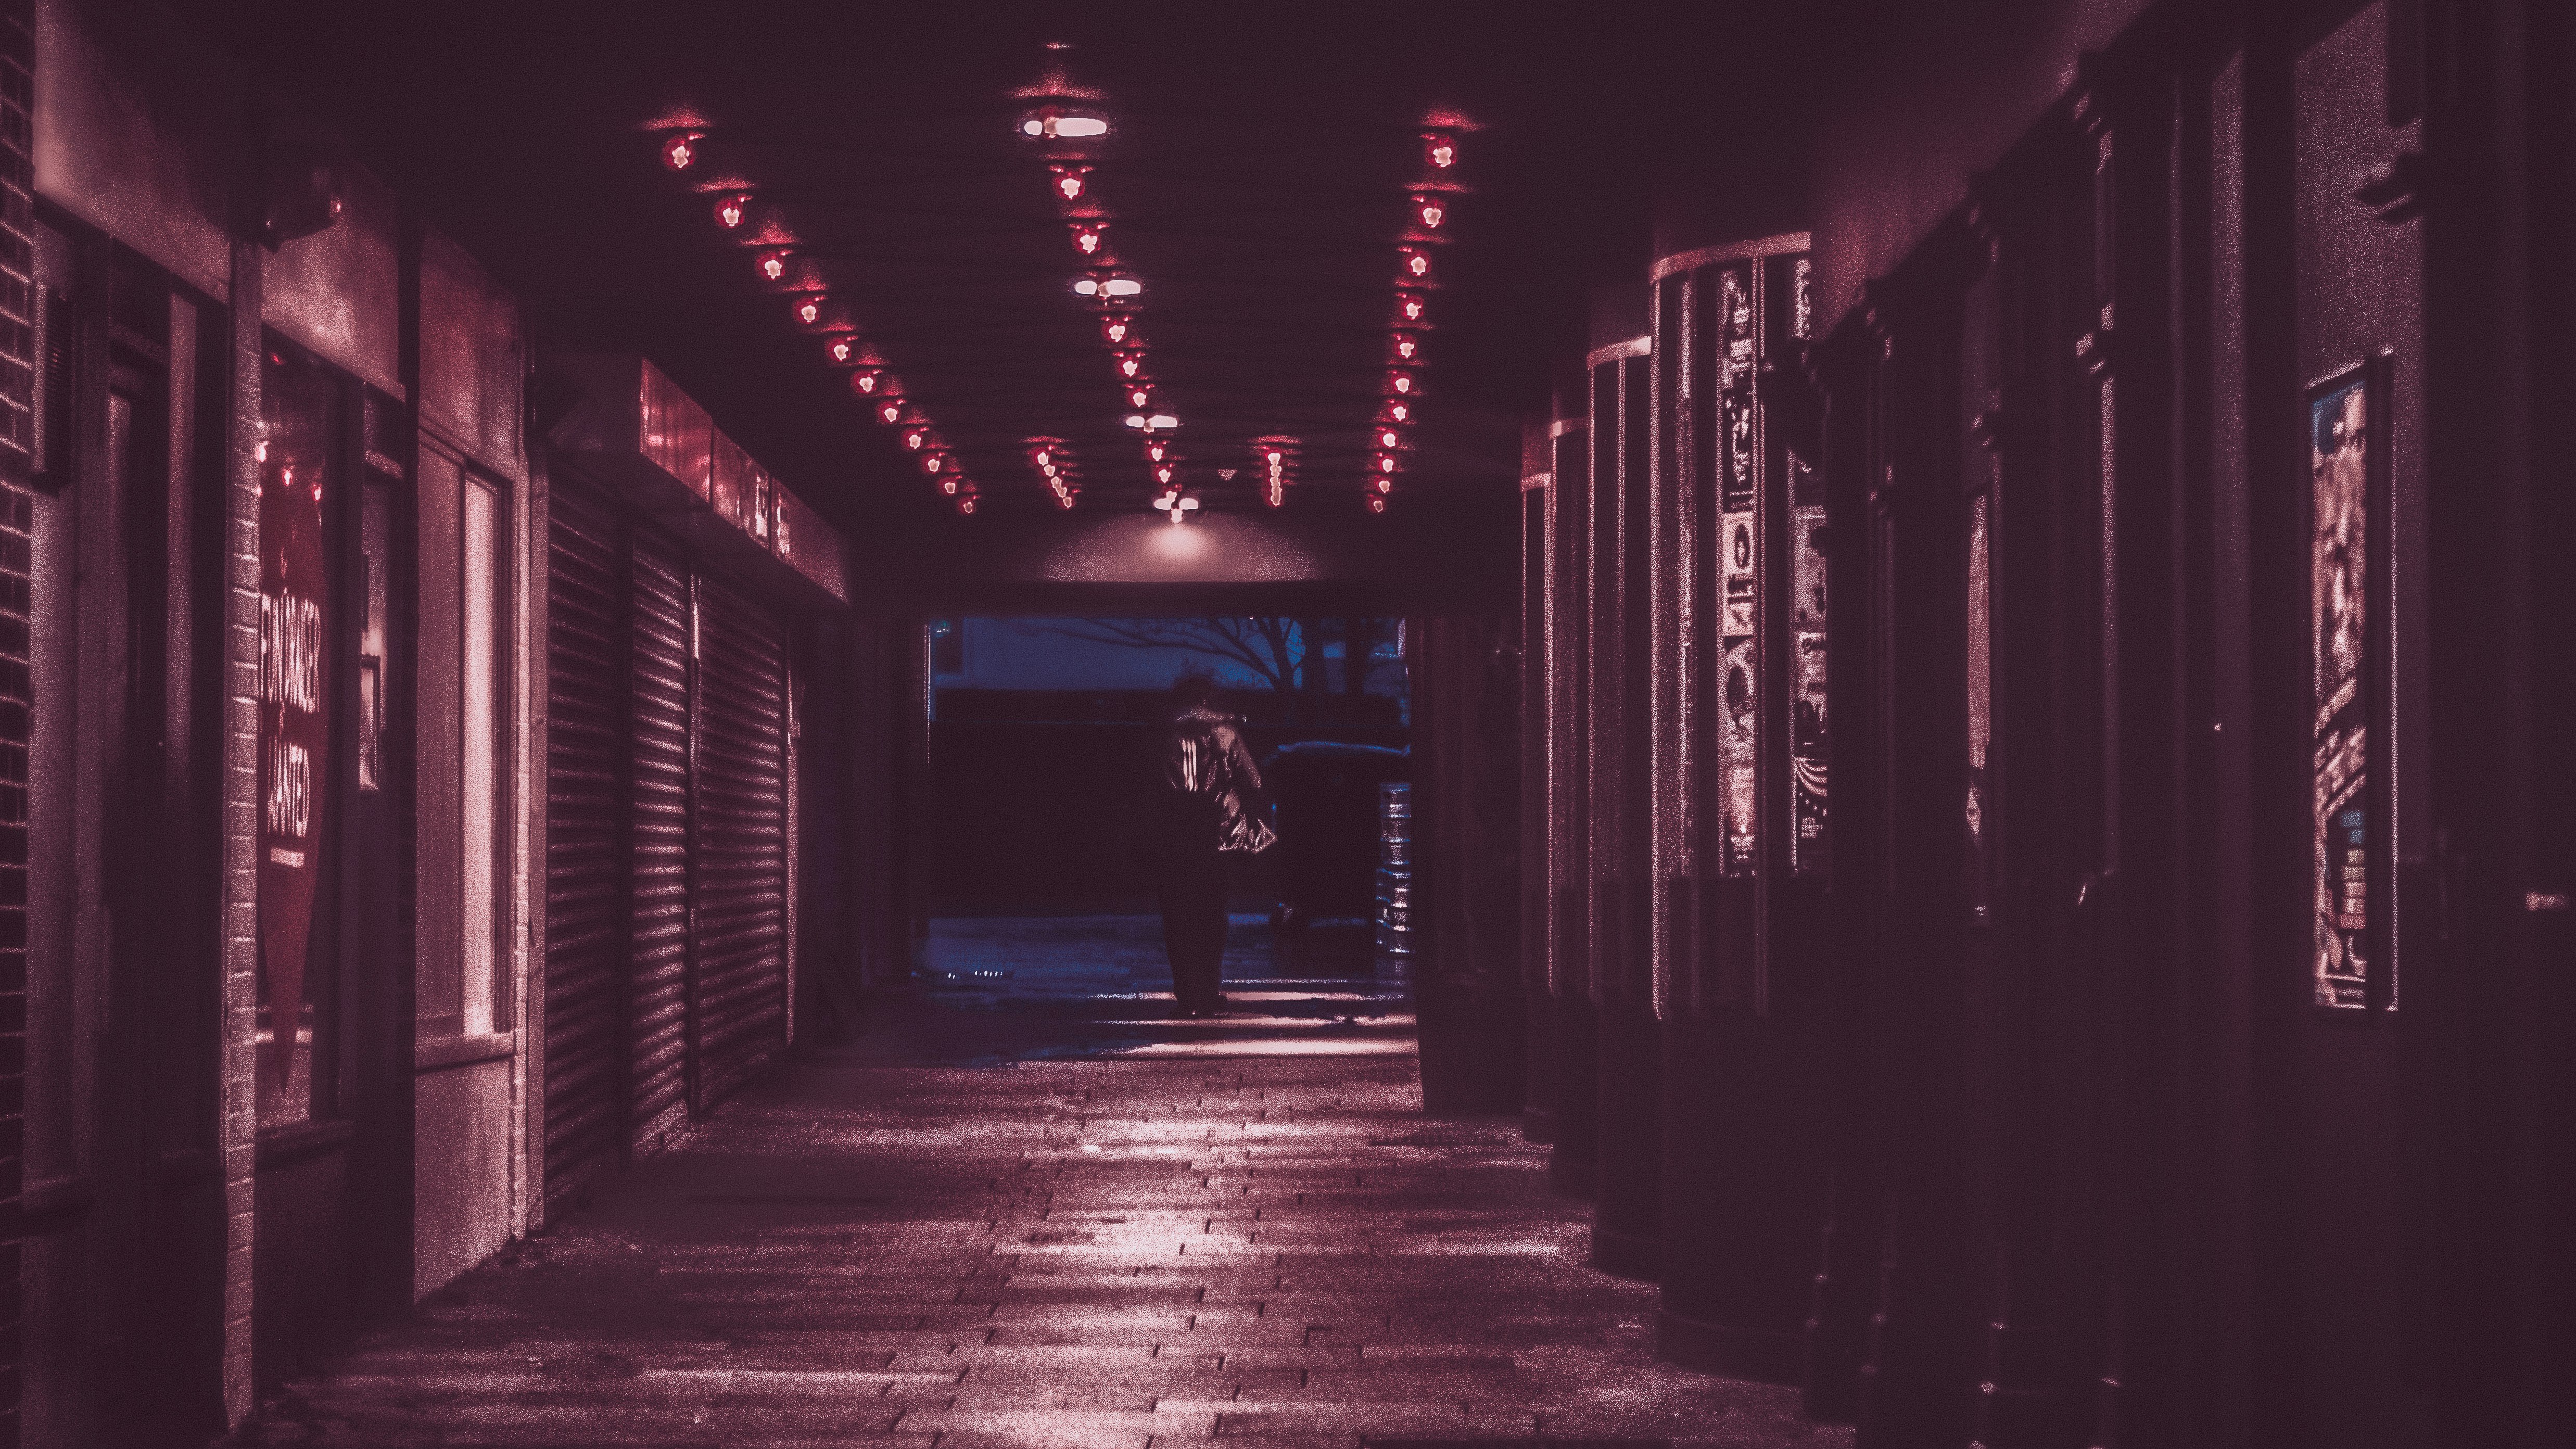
left=1020, top=111, right=1109, bottom=140
left=714, top=194, right=750, bottom=230
left=1376, top=427, right=1401, bottom=450
left=1392, top=334, right=1420, bottom=361
left=1145, top=439, right=1170, bottom=463
left=1398, top=292, right=1427, bottom=323
left=1401, top=247, right=1432, bottom=281
left=1368, top=494, right=1388, bottom=513
left=661, top=132, right=700, bottom=171
left=794, top=296, right=825, bottom=327
left=1102, top=316, right=1134, bottom=346
left=875, top=400, right=904, bottom=425
left=1388, top=370, right=1417, bottom=395
left=904, top=427, right=930, bottom=451
left=1124, top=413, right=1179, bottom=430
left=1382, top=399, right=1414, bottom=425
left=1425, top=133, right=1457, bottom=170
left=759, top=251, right=790, bottom=282
left=1153, top=487, right=1200, bottom=524
left=1126, top=385, right=1152, bottom=409
left=828, top=338, right=854, bottom=365
left=1074, top=274, right=1142, bottom=299
left=851, top=369, right=886, bottom=395
left=1049, top=164, right=1092, bottom=202
left=1374, top=452, right=1400, bottom=475
left=1413, top=195, right=1445, bottom=230
left=1117, top=353, right=1145, bottom=379
left=1071, top=223, right=1108, bottom=256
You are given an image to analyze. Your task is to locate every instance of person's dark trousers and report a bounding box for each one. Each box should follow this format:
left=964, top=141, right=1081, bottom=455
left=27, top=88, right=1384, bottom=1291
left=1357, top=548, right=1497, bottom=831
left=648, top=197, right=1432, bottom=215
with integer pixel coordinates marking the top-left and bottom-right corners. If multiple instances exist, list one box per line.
left=1157, top=845, right=1229, bottom=1012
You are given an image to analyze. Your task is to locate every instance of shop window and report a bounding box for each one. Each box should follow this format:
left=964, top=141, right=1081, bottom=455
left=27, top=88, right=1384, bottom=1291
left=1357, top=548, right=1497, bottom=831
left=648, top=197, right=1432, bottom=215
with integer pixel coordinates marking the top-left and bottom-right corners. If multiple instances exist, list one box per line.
left=459, top=471, right=512, bottom=1034
left=258, top=344, right=344, bottom=1127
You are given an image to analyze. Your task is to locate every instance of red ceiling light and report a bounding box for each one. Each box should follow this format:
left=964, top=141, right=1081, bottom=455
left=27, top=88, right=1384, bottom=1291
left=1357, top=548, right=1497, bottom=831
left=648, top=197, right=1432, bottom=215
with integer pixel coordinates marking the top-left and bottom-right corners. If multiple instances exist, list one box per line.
left=1153, top=463, right=1175, bottom=486
left=827, top=337, right=855, bottom=365
left=1368, top=493, right=1388, bottom=513
left=958, top=494, right=978, bottom=515
left=875, top=401, right=904, bottom=426
left=714, top=194, right=750, bottom=230
left=1400, top=247, right=1433, bottom=281
left=1049, top=164, right=1092, bottom=202
left=661, top=132, right=701, bottom=172
left=1101, top=315, right=1134, bottom=346
left=851, top=369, right=890, bottom=396
left=1424, top=133, right=1457, bottom=171
left=1071, top=223, right=1108, bottom=257
left=1116, top=353, right=1145, bottom=380
left=759, top=250, right=790, bottom=282
left=1374, top=452, right=1400, bottom=475
left=1397, top=291, right=1428, bottom=324
left=940, top=474, right=960, bottom=494
left=1381, top=399, right=1414, bottom=425
left=1388, top=370, right=1417, bottom=395
left=1375, top=426, right=1401, bottom=450
left=904, top=427, right=931, bottom=451
left=1126, top=385, right=1152, bottom=409
left=1412, top=195, right=1446, bottom=230
left=794, top=296, right=827, bottom=327
left=922, top=452, right=949, bottom=477
left=1391, top=334, right=1420, bottom=362
left=1145, top=439, right=1170, bottom=464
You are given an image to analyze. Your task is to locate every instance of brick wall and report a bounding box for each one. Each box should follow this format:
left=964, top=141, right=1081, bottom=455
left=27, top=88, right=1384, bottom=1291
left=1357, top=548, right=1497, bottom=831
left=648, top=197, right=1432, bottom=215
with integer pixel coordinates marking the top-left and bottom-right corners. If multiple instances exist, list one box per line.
left=0, top=0, right=36, bottom=1442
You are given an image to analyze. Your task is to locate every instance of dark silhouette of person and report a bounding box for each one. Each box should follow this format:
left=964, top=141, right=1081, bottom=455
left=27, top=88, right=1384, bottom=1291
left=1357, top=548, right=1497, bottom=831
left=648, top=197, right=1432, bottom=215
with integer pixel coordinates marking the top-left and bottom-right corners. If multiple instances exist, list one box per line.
left=1153, top=676, right=1273, bottom=1017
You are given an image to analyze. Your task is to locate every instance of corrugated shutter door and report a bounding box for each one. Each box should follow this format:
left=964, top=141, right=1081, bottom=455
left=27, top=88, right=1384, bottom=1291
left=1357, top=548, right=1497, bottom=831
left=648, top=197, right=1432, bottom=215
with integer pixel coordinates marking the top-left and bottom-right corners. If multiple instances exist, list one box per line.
left=628, top=528, right=695, bottom=1148
left=692, top=574, right=790, bottom=1112
left=543, top=477, right=627, bottom=1202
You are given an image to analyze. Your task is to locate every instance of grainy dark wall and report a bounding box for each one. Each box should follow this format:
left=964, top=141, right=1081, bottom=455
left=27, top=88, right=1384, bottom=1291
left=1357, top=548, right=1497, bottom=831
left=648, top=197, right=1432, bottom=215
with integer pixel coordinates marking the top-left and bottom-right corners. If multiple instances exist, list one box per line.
left=0, top=0, right=36, bottom=1440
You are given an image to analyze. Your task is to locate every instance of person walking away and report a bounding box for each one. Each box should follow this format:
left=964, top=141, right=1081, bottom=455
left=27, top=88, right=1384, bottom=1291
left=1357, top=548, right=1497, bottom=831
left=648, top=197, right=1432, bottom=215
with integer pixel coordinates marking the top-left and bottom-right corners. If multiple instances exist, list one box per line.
left=1153, top=677, right=1274, bottom=1016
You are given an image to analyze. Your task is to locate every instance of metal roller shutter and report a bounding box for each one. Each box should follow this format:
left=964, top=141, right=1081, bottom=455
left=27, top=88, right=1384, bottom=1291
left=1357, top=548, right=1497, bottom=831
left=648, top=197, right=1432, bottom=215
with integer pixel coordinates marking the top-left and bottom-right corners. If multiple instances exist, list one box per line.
left=690, top=574, right=790, bottom=1113
left=628, top=528, right=695, bottom=1147
left=542, top=477, right=628, bottom=1202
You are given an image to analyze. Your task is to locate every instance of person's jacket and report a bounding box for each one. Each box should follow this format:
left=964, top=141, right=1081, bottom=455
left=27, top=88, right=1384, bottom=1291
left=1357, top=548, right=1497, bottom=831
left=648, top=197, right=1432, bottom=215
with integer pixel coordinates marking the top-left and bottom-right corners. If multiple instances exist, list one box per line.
left=1159, top=705, right=1276, bottom=855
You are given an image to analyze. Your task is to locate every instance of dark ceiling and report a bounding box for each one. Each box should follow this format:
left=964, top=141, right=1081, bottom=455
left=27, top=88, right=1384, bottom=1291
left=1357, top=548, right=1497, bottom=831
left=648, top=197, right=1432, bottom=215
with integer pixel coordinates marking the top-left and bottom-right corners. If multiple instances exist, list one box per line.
left=210, top=0, right=1828, bottom=538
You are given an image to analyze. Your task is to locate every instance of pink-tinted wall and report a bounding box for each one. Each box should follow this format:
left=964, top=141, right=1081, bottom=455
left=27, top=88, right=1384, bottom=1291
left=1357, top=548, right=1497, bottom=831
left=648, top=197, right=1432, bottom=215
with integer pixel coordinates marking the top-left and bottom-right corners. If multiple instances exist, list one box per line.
left=1805, top=0, right=2152, bottom=337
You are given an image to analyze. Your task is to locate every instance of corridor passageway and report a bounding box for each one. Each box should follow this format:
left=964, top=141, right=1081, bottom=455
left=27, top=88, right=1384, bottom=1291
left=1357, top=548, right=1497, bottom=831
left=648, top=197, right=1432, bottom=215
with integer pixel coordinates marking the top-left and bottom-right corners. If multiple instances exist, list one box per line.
left=240, top=936, right=1843, bottom=1447
left=12, top=1, right=2568, bottom=1445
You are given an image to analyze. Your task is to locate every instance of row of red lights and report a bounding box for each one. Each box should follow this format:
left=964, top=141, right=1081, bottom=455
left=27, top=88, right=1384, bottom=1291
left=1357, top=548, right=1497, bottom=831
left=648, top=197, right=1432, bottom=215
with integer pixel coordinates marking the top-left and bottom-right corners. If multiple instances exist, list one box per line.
left=1366, top=124, right=1465, bottom=513
left=1027, top=438, right=1080, bottom=509
left=1018, top=101, right=1178, bottom=511
left=658, top=129, right=983, bottom=514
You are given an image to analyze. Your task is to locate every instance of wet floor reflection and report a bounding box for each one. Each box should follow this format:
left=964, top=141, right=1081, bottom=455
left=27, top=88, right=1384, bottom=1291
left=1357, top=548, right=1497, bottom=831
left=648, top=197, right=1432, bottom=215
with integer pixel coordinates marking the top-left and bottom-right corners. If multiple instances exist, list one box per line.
left=868, top=914, right=1413, bottom=1066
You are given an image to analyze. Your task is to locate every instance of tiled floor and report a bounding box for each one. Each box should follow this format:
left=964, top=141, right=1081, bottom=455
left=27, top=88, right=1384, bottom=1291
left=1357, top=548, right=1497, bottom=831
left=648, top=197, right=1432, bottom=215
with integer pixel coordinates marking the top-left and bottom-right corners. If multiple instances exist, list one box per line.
left=241, top=919, right=1853, bottom=1447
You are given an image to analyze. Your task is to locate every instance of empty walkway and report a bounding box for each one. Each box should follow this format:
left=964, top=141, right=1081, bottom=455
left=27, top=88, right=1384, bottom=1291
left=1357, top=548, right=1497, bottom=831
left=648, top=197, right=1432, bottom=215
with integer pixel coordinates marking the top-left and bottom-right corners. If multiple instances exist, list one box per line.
left=243, top=924, right=1848, bottom=1448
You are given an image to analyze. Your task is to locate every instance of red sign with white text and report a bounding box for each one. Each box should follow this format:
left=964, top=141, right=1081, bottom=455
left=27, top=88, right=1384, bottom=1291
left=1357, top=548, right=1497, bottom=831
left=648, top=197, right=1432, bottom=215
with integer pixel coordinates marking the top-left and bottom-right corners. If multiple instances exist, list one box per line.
left=258, top=451, right=330, bottom=1093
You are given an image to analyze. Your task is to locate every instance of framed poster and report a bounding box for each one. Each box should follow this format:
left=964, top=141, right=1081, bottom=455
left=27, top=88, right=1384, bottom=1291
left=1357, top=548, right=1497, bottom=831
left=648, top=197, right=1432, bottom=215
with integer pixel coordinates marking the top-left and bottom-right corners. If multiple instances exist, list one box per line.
left=2307, top=355, right=2389, bottom=1010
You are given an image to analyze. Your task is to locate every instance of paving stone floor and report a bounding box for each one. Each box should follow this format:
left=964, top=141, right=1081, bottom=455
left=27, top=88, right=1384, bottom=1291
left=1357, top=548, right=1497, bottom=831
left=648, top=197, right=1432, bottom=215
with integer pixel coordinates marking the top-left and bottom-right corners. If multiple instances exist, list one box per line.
left=242, top=918, right=1854, bottom=1448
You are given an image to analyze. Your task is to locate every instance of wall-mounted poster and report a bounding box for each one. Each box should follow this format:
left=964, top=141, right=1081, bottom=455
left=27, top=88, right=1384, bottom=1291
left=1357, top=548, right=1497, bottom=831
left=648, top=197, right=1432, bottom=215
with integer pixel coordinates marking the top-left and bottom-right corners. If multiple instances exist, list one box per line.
left=1720, top=635, right=1758, bottom=875
left=1964, top=490, right=1993, bottom=921
left=2308, top=362, right=2376, bottom=1009
left=1790, top=453, right=1828, bottom=876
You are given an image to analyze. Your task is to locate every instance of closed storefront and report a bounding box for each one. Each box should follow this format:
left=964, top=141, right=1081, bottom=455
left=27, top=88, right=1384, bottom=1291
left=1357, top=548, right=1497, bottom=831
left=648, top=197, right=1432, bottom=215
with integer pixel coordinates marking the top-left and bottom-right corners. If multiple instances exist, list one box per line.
left=536, top=354, right=835, bottom=1217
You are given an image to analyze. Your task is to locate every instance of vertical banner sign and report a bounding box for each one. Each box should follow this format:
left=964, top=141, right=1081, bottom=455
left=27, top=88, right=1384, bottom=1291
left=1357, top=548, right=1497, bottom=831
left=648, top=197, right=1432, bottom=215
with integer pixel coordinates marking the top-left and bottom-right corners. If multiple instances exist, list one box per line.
left=2309, top=370, right=2369, bottom=1008
left=1964, top=491, right=1993, bottom=919
left=1786, top=258, right=1829, bottom=877
left=1715, top=264, right=1758, bottom=876
left=1789, top=451, right=1830, bottom=875
left=259, top=447, right=331, bottom=1095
